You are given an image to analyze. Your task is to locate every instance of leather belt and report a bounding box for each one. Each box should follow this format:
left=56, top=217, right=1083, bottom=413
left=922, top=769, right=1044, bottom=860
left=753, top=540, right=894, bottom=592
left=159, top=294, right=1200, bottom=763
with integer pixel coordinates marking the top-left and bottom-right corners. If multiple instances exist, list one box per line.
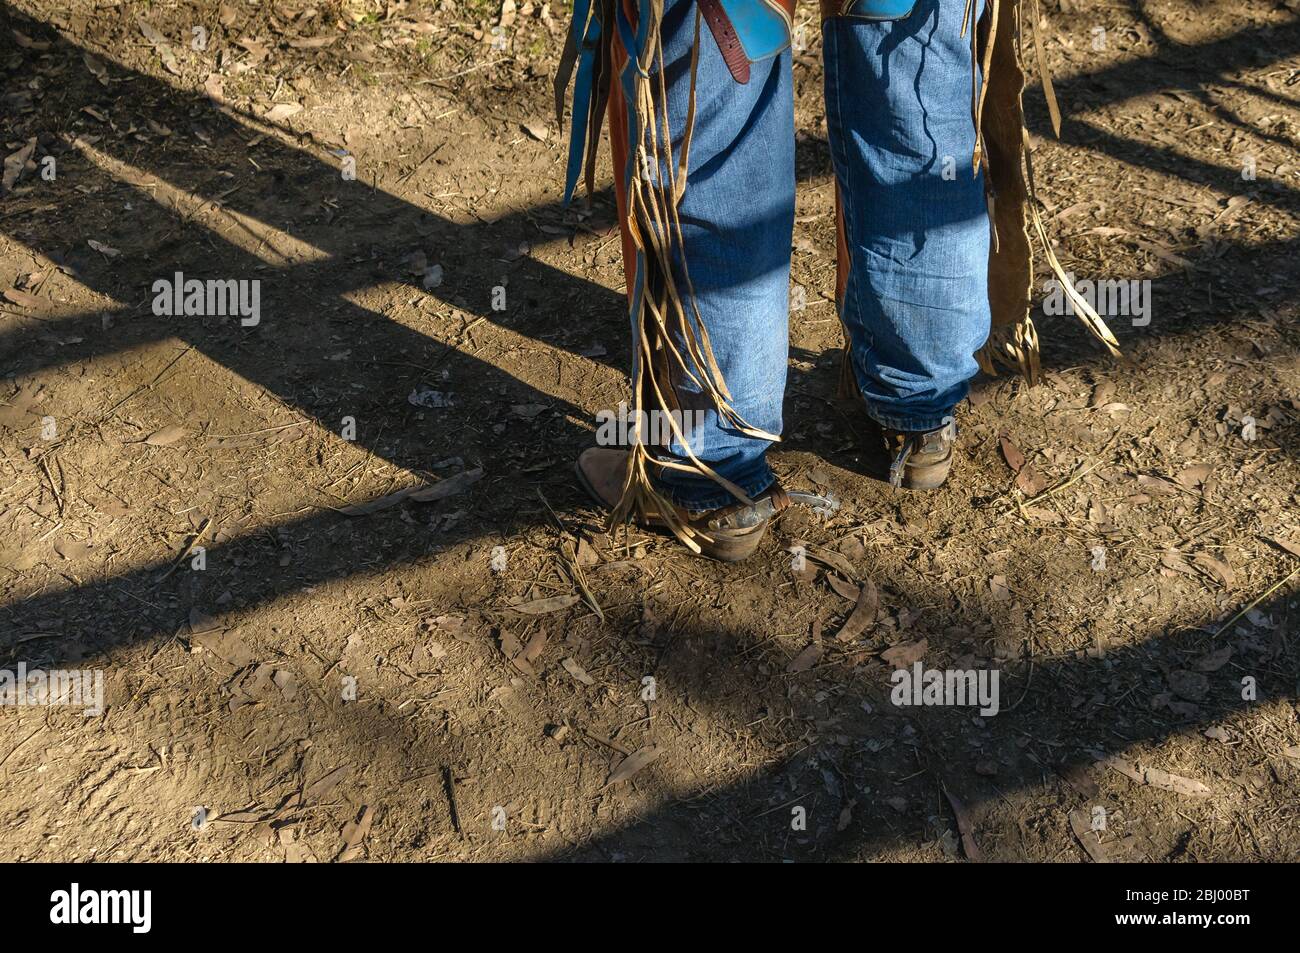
left=698, top=0, right=750, bottom=84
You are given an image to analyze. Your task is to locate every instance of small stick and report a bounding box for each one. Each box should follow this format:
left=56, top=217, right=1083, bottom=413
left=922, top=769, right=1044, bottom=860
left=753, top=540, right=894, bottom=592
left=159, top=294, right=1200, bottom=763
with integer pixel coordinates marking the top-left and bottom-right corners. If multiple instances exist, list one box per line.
left=442, top=766, right=463, bottom=838
left=1213, top=566, right=1300, bottom=638
left=39, top=456, right=63, bottom=516
left=156, top=518, right=212, bottom=583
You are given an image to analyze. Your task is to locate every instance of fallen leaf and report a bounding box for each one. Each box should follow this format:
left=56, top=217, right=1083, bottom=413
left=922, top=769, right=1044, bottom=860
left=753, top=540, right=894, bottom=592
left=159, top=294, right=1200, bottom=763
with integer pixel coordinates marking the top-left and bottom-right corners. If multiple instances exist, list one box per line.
left=509, top=594, right=578, bottom=615
left=288, top=35, right=339, bottom=49
left=87, top=239, right=121, bottom=257
left=337, top=805, right=374, bottom=862
left=1069, top=810, right=1110, bottom=863
left=265, top=102, right=304, bottom=122
left=204, top=72, right=225, bottom=103
left=826, top=573, right=860, bottom=602
left=1175, top=463, right=1214, bottom=489
left=942, top=786, right=982, bottom=862
left=607, top=745, right=659, bottom=785
left=339, top=468, right=483, bottom=516
left=989, top=575, right=1011, bottom=601
left=881, top=638, right=927, bottom=668
left=521, top=121, right=549, bottom=142
left=561, top=656, right=594, bottom=685
left=12, top=29, right=51, bottom=50
left=144, top=424, right=188, bottom=446
left=1195, top=646, right=1233, bottom=672
left=786, top=644, right=824, bottom=674
left=833, top=579, right=878, bottom=642
left=1192, top=552, right=1235, bottom=589
left=2, top=137, right=37, bottom=193
left=1101, top=757, right=1212, bottom=797
left=2, top=287, right=42, bottom=309
left=138, top=19, right=182, bottom=75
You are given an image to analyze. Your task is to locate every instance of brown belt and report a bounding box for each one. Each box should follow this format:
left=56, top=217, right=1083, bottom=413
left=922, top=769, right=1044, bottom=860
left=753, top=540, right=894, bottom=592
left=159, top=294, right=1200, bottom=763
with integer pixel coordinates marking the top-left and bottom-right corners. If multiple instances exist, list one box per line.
left=698, top=0, right=750, bottom=84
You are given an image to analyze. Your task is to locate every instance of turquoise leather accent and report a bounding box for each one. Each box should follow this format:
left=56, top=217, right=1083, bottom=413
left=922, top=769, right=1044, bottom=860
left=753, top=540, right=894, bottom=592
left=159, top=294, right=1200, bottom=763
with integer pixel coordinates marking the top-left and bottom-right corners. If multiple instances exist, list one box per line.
left=841, top=0, right=917, bottom=20
left=718, top=0, right=791, bottom=62
left=562, top=0, right=599, bottom=204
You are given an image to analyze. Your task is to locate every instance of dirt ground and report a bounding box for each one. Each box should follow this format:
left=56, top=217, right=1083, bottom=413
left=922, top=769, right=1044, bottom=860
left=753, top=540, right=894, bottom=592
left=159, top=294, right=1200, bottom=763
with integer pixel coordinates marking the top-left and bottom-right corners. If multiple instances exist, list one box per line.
left=0, top=0, right=1297, bottom=863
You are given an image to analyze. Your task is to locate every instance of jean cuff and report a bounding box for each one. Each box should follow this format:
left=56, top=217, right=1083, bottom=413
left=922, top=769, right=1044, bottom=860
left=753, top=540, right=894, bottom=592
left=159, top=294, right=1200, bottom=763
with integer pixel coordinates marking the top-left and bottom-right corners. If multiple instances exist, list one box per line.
left=863, top=403, right=957, bottom=434
left=651, top=465, right=776, bottom=513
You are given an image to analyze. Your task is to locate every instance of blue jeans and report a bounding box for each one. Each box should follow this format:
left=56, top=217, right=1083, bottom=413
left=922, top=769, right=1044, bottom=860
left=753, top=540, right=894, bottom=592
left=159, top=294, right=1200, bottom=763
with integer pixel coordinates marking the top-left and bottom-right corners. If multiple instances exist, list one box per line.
left=648, top=0, right=990, bottom=510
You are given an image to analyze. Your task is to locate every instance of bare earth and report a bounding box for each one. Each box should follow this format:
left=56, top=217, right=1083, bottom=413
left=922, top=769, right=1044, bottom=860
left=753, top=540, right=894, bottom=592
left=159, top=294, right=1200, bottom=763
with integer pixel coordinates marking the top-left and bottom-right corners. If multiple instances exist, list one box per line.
left=0, top=0, right=1297, bottom=862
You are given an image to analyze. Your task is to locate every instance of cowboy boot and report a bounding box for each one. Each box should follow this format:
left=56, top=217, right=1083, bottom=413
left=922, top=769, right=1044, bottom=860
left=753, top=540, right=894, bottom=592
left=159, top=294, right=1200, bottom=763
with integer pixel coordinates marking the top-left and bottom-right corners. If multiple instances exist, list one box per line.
left=574, top=447, right=790, bottom=562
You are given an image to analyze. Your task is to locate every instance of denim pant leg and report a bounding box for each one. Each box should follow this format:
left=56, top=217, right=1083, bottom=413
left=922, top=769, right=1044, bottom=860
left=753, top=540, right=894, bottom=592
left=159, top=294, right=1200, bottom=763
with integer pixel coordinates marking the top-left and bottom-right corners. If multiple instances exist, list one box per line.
left=823, top=0, right=991, bottom=433
left=645, top=0, right=795, bottom=511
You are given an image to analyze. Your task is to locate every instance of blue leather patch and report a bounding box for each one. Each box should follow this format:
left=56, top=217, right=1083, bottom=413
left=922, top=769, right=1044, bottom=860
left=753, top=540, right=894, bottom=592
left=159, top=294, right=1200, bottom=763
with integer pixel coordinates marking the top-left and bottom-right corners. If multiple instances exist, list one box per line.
left=717, top=0, right=791, bottom=62
left=841, top=0, right=917, bottom=20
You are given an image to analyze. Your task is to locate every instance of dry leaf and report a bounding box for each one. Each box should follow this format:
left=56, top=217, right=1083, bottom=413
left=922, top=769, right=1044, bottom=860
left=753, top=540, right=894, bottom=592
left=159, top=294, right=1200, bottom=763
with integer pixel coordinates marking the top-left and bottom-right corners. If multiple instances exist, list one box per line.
left=2, top=287, right=42, bottom=309
left=138, top=19, right=181, bottom=75
left=204, top=73, right=225, bottom=103
left=2, top=137, right=37, bottom=192
left=1069, top=810, right=1110, bottom=863
left=1191, top=552, right=1235, bottom=588
left=1102, top=758, right=1213, bottom=797
left=265, top=102, right=304, bottom=122
left=826, top=573, right=860, bottom=602
left=289, top=35, right=339, bottom=48
left=881, top=638, right=927, bottom=668
left=87, top=239, right=121, bottom=257
left=1195, top=646, right=1232, bottom=672
left=833, top=579, right=878, bottom=642
left=338, top=805, right=374, bottom=862
left=561, top=656, right=594, bottom=685
left=989, top=575, right=1011, bottom=601
left=999, top=434, right=1026, bottom=472
left=607, top=745, right=659, bottom=785
left=942, top=786, right=982, bottom=862
left=12, top=29, right=51, bottom=50
left=509, top=594, right=578, bottom=615
left=786, top=644, right=824, bottom=674
left=144, top=425, right=188, bottom=446
left=1175, top=463, right=1214, bottom=489
left=340, top=468, right=482, bottom=516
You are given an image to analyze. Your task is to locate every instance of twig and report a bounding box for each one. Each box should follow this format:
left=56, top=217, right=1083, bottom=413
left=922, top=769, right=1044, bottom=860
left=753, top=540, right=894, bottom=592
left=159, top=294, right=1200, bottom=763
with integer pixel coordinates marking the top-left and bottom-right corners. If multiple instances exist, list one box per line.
left=1213, top=566, right=1300, bottom=638
left=442, top=766, right=463, bottom=838
left=155, top=518, right=212, bottom=583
